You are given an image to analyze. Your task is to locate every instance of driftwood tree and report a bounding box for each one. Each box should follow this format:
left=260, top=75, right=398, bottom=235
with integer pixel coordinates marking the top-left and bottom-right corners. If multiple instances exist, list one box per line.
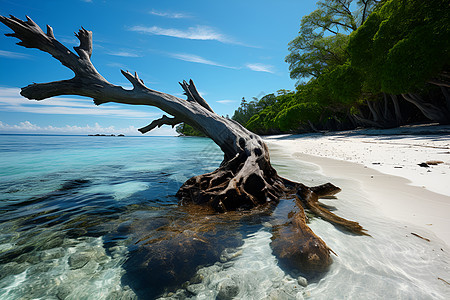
left=1, top=15, right=366, bottom=273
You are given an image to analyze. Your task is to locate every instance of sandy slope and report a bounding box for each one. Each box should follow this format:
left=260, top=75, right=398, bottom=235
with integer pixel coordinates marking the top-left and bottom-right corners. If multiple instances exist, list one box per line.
left=265, top=124, right=450, bottom=246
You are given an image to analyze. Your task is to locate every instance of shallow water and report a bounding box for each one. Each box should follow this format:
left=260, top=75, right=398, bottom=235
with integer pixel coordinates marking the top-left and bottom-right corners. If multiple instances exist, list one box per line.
left=0, top=135, right=449, bottom=299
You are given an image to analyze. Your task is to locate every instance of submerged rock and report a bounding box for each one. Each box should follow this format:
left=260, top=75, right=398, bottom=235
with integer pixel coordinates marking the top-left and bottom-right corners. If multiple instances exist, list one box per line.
left=217, top=278, right=239, bottom=300
left=297, top=276, right=308, bottom=287
left=219, top=247, right=243, bottom=262
left=186, top=283, right=204, bottom=295
left=68, top=251, right=92, bottom=269
left=38, top=247, right=65, bottom=261
left=0, top=262, right=29, bottom=280
left=266, top=289, right=299, bottom=300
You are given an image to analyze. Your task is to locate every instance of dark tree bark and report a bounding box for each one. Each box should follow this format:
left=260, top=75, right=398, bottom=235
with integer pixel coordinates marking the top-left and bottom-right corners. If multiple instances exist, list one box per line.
left=440, top=86, right=450, bottom=113
left=365, top=98, right=401, bottom=128
left=402, top=93, right=450, bottom=124
left=366, top=100, right=380, bottom=123
left=382, top=93, right=392, bottom=121
left=390, top=94, right=403, bottom=125
left=1, top=15, right=366, bottom=273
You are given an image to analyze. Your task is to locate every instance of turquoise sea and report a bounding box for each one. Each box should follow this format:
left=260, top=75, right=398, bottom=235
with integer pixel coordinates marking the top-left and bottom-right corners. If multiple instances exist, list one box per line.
left=0, top=134, right=449, bottom=299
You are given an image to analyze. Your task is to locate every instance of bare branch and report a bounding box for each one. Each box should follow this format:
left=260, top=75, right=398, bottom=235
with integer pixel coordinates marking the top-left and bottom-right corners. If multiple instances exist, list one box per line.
left=46, top=24, right=54, bottom=39
left=0, top=15, right=88, bottom=75
left=138, top=115, right=182, bottom=134
left=121, top=70, right=147, bottom=90
left=428, top=79, right=450, bottom=88
left=74, top=27, right=92, bottom=59
left=179, top=80, right=214, bottom=113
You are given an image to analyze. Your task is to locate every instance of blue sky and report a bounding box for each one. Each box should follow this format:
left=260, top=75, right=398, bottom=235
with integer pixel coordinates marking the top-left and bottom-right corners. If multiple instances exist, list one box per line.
left=0, top=0, right=316, bottom=135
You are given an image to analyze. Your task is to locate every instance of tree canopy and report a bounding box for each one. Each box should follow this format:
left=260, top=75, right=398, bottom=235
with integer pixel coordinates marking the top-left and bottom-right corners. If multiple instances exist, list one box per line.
left=231, top=0, right=450, bottom=133
left=348, top=0, right=450, bottom=94
left=286, top=0, right=379, bottom=83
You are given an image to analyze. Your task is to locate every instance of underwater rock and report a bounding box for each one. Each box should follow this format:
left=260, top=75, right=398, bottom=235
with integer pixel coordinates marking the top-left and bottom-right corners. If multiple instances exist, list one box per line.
left=80, top=260, right=99, bottom=275
left=38, top=247, right=65, bottom=261
left=297, top=276, right=308, bottom=287
left=186, top=283, right=204, bottom=295
left=27, top=259, right=58, bottom=275
left=219, top=247, right=243, bottom=262
left=189, top=273, right=204, bottom=285
left=57, top=283, right=75, bottom=300
left=105, top=286, right=138, bottom=300
left=68, top=251, right=92, bottom=269
left=0, top=261, right=29, bottom=280
left=266, top=289, right=297, bottom=300
left=217, top=278, right=239, bottom=300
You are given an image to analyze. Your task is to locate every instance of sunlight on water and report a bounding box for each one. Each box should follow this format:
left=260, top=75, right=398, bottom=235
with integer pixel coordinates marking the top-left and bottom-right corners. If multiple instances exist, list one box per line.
left=84, top=182, right=150, bottom=201
left=0, top=135, right=449, bottom=299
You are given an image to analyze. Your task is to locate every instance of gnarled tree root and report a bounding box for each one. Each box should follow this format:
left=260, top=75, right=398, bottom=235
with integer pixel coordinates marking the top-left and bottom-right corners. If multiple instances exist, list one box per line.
left=270, top=181, right=367, bottom=275
left=270, top=196, right=333, bottom=274
left=177, top=154, right=368, bottom=274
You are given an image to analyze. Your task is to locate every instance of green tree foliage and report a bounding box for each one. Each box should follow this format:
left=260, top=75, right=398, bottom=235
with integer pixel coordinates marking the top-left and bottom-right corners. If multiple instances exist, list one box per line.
left=275, top=102, right=322, bottom=131
left=232, top=94, right=278, bottom=126
left=246, top=92, right=296, bottom=133
left=175, top=123, right=205, bottom=137
left=232, top=0, right=450, bottom=135
left=325, top=62, right=362, bottom=105
left=286, top=0, right=378, bottom=83
left=348, top=0, right=450, bottom=94
left=286, top=33, right=350, bottom=80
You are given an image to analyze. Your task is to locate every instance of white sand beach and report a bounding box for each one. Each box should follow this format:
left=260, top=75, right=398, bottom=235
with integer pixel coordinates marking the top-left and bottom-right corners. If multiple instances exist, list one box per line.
left=265, top=124, right=450, bottom=246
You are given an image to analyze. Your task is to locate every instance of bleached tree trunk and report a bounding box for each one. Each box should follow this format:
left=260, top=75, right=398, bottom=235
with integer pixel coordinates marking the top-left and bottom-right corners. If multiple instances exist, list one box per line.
left=1, top=15, right=366, bottom=273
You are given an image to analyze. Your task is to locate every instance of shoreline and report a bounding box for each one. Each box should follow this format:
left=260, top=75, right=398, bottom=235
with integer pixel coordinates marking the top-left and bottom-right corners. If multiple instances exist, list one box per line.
left=265, top=126, right=450, bottom=246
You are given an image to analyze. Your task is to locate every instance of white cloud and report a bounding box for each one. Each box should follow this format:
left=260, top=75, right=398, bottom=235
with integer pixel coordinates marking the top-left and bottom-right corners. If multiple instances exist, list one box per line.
left=149, top=10, right=191, bottom=19
left=0, top=87, right=157, bottom=119
left=108, top=51, right=142, bottom=58
left=0, top=50, right=30, bottom=59
left=216, top=100, right=237, bottom=104
left=0, top=120, right=177, bottom=136
left=170, top=53, right=237, bottom=69
left=106, top=62, right=129, bottom=69
left=129, top=25, right=233, bottom=44
left=245, top=63, right=275, bottom=74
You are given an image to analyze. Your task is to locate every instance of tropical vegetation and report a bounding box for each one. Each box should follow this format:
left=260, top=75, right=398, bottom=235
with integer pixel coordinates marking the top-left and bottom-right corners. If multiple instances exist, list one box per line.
left=178, top=0, right=450, bottom=136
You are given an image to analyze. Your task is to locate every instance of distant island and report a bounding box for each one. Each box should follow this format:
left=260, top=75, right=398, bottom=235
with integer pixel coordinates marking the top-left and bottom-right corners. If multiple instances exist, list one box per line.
left=88, top=134, right=125, bottom=137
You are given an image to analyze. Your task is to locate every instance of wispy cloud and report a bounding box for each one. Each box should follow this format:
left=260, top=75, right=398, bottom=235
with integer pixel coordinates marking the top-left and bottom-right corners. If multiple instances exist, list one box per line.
left=0, top=50, right=30, bottom=59
left=216, top=100, right=237, bottom=104
left=0, top=120, right=176, bottom=136
left=129, top=25, right=234, bottom=44
left=170, top=53, right=237, bottom=69
left=58, top=36, right=79, bottom=46
left=149, top=9, right=191, bottom=19
left=0, top=87, right=156, bottom=119
left=106, top=62, right=129, bottom=69
left=107, top=51, right=142, bottom=58
left=245, top=63, right=275, bottom=74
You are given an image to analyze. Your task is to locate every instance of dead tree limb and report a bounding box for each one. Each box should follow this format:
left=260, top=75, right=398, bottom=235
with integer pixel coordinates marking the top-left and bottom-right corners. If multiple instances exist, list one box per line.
left=0, top=15, right=367, bottom=273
